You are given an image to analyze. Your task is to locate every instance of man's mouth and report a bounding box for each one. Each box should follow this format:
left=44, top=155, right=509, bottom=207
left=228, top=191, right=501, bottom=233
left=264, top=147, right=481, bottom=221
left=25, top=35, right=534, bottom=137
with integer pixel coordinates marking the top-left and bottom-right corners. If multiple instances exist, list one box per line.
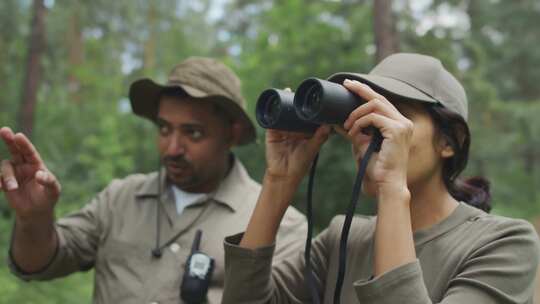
left=166, top=162, right=191, bottom=174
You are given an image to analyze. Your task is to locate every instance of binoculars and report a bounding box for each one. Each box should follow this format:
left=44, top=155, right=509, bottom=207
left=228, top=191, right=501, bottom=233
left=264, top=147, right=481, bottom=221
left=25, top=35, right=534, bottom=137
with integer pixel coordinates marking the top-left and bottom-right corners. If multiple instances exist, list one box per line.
left=256, top=77, right=370, bottom=133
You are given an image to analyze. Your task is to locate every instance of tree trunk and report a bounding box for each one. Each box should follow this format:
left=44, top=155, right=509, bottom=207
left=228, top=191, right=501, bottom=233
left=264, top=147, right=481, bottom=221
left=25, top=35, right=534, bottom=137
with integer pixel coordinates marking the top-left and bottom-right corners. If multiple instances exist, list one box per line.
left=67, top=9, right=83, bottom=102
left=143, top=4, right=156, bottom=72
left=373, top=0, right=399, bottom=63
left=520, top=121, right=537, bottom=203
left=17, top=0, right=46, bottom=139
left=0, top=36, right=4, bottom=114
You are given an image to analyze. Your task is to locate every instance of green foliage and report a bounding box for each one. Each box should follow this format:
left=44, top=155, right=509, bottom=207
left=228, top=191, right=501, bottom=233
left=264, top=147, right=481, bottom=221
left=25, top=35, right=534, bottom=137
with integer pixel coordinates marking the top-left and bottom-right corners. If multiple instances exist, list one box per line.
left=1, top=0, right=539, bottom=302
left=224, top=0, right=379, bottom=226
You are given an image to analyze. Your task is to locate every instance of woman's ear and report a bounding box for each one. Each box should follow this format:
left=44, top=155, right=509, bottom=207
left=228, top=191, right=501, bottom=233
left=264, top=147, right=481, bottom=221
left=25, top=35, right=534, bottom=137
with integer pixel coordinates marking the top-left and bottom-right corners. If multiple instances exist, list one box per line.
left=437, top=123, right=467, bottom=159
left=434, top=129, right=455, bottom=159
left=439, top=137, right=455, bottom=158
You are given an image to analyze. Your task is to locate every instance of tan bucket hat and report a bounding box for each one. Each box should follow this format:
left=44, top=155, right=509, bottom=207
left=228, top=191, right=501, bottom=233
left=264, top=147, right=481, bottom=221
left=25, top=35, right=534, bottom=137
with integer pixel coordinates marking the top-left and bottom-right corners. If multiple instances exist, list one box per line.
left=328, top=53, right=468, bottom=120
left=129, top=57, right=256, bottom=145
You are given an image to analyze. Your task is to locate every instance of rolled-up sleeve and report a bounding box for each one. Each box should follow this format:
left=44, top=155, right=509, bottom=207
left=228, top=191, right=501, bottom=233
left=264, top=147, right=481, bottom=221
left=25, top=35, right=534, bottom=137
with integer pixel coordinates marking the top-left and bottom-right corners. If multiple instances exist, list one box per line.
left=222, top=216, right=333, bottom=304
left=222, top=233, right=277, bottom=304
left=354, top=260, right=430, bottom=303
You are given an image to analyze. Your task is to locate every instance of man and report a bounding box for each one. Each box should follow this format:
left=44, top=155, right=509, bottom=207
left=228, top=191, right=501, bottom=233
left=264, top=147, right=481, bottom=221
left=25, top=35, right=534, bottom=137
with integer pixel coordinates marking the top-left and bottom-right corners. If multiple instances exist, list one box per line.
left=0, top=57, right=307, bottom=303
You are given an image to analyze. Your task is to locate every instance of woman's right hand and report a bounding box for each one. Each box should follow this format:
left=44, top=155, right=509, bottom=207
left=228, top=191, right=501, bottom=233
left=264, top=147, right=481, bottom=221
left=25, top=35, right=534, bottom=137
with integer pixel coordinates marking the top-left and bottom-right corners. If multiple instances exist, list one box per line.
left=239, top=126, right=330, bottom=249
left=264, top=126, right=331, bottom=186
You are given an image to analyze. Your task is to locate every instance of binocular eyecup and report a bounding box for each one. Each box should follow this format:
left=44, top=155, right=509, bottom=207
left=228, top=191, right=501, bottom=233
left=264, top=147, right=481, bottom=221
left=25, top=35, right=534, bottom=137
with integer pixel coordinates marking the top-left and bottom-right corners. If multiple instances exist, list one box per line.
left=256, top=88, right=319, bottom=133
left=256, top=78, right=367, bottom=133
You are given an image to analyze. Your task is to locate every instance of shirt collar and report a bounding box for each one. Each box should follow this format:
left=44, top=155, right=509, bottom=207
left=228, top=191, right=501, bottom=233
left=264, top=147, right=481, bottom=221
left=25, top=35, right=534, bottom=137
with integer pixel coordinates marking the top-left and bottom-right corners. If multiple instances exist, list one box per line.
left=172, top=185, right=208, bottom=214
left=413, top=202, right=485, bottom=246
left=134, top=170, right=164, bottom=198
left=211, top=157, right=253, bottom=212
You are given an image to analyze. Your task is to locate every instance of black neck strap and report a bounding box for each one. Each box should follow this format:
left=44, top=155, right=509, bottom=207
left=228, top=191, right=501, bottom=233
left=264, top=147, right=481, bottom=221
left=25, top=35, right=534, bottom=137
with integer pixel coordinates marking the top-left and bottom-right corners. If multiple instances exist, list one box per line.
left=153, top=164, right=164, bottom=258
left=304, top=153, right=321, bottom=304
left=305, top=131, right=382, bottom=304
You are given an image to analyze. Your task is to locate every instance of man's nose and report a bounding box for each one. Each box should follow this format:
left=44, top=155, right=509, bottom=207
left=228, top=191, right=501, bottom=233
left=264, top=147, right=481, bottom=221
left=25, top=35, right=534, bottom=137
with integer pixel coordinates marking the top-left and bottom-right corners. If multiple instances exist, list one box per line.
left=166, top=134, right=186, bottom=156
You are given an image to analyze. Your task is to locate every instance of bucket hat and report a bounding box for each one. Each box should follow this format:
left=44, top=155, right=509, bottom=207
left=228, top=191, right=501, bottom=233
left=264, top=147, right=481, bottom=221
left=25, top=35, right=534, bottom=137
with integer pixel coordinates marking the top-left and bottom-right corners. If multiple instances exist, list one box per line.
left=129, top=57, right=256, bottom=145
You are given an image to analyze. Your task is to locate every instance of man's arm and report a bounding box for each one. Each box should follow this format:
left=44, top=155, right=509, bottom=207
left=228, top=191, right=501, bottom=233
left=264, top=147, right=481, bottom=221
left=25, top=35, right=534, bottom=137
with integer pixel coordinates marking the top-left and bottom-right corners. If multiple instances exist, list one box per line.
left=1, top=127, right=61, bottom=273
left=11, top=211, right=58, bottom=273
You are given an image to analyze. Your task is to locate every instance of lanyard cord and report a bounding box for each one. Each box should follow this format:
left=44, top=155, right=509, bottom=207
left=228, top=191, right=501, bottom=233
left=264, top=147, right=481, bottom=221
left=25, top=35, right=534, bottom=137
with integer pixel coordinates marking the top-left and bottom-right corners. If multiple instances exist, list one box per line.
left=152, top=165, right=164, bottom=258
left=151, top=165, right=213, bottom=259
left=304, top=130, right=382, bottom=304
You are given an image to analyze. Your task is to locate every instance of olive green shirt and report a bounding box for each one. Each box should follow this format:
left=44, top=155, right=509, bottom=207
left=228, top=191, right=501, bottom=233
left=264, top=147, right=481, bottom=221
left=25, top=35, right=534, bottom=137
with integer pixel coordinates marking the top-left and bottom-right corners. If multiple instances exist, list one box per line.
left=222, top=202, right=540, bottom=303
left=9, top=158, right=308, bottom=303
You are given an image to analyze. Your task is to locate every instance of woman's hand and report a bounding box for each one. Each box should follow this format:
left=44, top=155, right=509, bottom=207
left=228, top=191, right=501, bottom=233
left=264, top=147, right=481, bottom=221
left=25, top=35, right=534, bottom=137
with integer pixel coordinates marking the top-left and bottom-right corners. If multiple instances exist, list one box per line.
left=264, top=126, right=331, bottom=186
left=341, top=80, right=417, bottom=276
left=342, top=79, right=413, bottom=197
left=240, top=118, right=330, bottom=250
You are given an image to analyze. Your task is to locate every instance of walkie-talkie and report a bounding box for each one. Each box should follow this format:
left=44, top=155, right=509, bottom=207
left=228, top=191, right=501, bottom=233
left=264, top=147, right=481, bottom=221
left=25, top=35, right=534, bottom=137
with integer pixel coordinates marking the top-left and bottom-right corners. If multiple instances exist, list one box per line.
left=180, top=230, right=215, bottom=304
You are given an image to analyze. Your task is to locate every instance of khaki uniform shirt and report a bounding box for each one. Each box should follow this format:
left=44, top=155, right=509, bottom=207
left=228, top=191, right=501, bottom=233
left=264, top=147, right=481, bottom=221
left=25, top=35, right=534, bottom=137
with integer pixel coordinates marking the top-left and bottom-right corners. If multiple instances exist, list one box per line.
left=223, top=202, right=540, bottom=304
left=9, top=158, right=307, bottom=304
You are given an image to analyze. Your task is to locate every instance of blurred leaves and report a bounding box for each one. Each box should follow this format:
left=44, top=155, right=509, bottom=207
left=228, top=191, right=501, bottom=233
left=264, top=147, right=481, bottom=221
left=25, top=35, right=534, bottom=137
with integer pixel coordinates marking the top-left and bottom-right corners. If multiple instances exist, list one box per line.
left=0, top=0, right=539, bottom=302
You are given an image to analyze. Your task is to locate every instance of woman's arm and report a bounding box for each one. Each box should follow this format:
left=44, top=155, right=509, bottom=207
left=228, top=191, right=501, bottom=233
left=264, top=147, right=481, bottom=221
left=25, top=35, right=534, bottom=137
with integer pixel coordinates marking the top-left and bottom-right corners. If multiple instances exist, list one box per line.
left=342, top=79, right=416, bottom=277
left=240, top=126, right=331, bottom=249
left=223, top=126, right=331, bottom=304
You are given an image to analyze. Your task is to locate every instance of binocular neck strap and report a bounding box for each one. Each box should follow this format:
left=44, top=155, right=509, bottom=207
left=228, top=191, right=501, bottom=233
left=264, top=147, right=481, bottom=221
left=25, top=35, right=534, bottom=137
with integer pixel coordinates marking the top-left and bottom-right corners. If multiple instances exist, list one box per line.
left=304, top=153, right=321, bottom=304
left=304, top=133, right=382, bottom=304
left=333, top=134, right=381, bottom=303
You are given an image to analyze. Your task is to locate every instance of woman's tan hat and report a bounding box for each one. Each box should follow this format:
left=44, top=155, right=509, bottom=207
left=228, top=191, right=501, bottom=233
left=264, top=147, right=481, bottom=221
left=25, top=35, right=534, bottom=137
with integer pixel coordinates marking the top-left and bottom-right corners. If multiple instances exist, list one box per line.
left=328, top=53, right=468, bottom=120
left=129, top=57, right=256, bottom=145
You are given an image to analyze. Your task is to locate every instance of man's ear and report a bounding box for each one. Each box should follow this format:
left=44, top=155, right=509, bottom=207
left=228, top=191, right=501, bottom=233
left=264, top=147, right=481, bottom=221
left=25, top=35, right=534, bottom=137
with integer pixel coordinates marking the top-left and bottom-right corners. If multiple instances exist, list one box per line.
left=227, top=121, right=244, bottom=147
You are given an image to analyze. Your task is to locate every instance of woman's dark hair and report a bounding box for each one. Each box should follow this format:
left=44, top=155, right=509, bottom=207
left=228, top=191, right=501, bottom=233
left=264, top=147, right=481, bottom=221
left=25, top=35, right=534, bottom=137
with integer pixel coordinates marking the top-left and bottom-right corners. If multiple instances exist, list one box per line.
left=424, top=104, right=492, bottom=212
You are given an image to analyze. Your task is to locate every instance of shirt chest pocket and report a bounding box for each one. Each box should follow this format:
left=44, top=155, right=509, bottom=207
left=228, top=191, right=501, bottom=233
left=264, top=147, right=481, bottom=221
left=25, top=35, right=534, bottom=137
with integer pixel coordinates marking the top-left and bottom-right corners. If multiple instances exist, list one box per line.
left=101, top=238, right=196, bottom=300
left=96, top=239, right=153, bottom=288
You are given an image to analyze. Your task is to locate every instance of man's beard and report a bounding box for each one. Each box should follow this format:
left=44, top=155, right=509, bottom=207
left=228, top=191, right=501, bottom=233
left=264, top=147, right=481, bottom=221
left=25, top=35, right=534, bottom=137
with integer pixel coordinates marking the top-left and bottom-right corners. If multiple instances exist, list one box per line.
left=162, top=154, right=201, bottom=190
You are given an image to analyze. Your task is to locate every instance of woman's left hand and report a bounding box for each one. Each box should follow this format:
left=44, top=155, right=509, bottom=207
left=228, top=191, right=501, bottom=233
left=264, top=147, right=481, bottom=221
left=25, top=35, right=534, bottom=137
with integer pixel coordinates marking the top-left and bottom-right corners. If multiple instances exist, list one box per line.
left=342, top=79, right=414, bottom=196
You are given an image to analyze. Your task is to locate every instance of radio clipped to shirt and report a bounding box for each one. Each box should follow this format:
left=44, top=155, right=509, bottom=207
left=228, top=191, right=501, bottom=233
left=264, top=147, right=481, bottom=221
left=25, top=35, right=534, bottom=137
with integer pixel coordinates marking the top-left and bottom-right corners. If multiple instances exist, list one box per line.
left=180, top=230, right=215, bottom=304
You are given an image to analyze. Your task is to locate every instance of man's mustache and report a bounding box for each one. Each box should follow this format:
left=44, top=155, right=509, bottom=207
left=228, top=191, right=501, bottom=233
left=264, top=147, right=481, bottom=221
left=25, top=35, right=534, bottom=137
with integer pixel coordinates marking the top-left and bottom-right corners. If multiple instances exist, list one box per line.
left=162, top=155, right=192, bottom=166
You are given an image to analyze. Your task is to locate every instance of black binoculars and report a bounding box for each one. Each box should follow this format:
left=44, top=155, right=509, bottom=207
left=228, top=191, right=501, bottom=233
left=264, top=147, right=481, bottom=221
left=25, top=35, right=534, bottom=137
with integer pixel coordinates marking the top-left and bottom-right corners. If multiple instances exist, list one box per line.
left=256, top=77, right=369, bottom=133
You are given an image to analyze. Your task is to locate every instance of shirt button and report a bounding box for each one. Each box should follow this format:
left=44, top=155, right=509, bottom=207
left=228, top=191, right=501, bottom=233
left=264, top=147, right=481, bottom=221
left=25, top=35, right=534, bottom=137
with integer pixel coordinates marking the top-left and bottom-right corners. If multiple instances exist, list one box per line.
left=169, top=243, right=181, bottom=253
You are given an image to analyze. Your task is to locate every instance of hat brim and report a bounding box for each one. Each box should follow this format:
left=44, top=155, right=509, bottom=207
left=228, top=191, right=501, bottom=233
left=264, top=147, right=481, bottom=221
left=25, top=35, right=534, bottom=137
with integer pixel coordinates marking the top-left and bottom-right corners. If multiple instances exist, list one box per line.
left=328, top=72, right=439, bottom=105
left=129, top=78, right=256, bottom=145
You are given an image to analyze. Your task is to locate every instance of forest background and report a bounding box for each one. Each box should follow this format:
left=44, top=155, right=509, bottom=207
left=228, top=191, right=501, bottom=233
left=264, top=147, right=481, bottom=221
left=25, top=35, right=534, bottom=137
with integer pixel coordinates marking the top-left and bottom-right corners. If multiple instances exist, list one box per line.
left=1, top=0, right=539, bottom=302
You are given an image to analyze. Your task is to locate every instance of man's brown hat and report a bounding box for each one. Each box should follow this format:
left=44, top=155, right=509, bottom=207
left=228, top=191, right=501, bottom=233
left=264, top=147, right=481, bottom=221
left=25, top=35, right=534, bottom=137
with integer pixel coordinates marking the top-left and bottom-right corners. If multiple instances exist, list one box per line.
left=129, top=57, right=256, bottom=145
left=328, top=53, right=468, bottom=120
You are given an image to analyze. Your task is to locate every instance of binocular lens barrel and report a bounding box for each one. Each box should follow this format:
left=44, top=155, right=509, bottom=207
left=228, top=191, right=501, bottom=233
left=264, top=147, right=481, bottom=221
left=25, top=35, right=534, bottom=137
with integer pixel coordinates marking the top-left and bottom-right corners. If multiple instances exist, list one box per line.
left=263, top=94, right=281, bottom=126
left=294, top=78, right=365, bottom=124
left=299, top=83, right=324, bottom=121
left=256, top=89, right=319, bottom=133
left=255, top=78, right=369, bottom=133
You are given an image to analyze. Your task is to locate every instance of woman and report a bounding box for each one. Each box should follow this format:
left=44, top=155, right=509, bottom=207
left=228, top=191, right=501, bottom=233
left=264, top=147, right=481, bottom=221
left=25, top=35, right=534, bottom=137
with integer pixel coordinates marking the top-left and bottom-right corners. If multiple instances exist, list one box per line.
left=221, top=53, right=539, bottom=303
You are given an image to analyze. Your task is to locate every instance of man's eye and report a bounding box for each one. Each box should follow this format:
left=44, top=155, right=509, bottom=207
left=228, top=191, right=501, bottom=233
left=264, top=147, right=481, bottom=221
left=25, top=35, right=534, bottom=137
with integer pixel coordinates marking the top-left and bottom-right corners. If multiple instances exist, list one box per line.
left=190, top=129, right=203, bottom=139
left=158, top=124, right=171, bottom=136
